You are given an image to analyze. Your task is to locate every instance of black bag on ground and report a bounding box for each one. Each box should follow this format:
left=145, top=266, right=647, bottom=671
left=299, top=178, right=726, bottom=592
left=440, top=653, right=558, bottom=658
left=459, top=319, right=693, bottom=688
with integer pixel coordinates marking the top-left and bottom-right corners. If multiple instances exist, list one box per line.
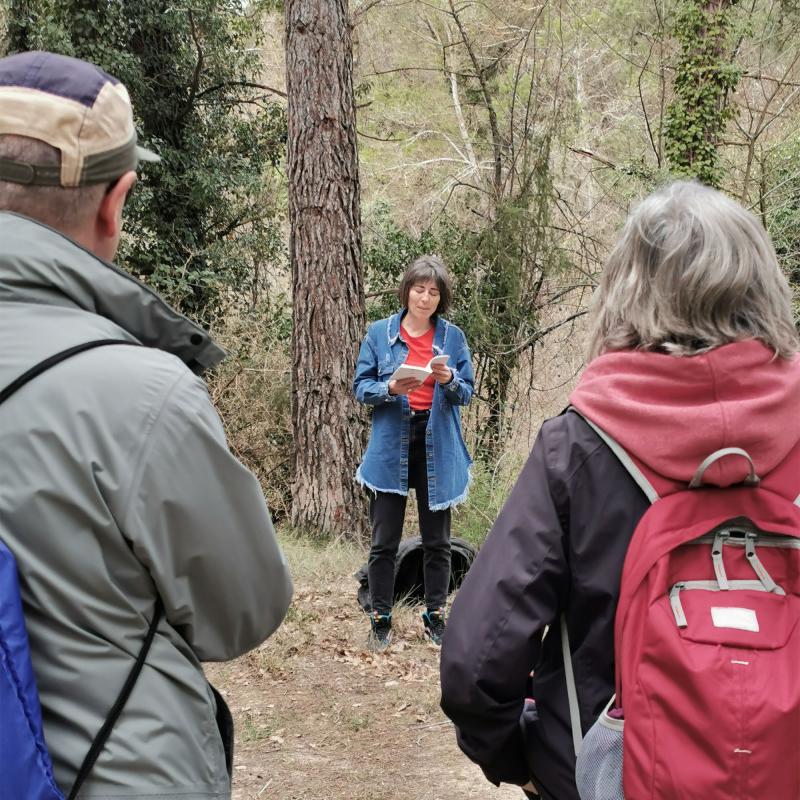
left=209, top=683, right=234, bottom=777
left=355, top=536, right=477, bottom=612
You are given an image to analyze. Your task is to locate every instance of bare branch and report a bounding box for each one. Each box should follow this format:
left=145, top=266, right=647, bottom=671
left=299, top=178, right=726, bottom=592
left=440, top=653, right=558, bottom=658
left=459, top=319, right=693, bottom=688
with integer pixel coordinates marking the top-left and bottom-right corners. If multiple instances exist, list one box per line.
left=492, top=311, right=590, bottom=358
left=362, top=65, right=475, bottom=79
left=448, top=0, right=504, bottom=196
left=638, top=43, right=661, bottom=167
left=350, top=0, right=386, bottom=26
left=569, top=147, right=618, bottom=170
left=357, top=129, right=406, bottom=142
left=439, top=21, right=480, bottom=175
left=741, top=72, right=800, bottom=89
left=194, top=81, right=288, bottom=101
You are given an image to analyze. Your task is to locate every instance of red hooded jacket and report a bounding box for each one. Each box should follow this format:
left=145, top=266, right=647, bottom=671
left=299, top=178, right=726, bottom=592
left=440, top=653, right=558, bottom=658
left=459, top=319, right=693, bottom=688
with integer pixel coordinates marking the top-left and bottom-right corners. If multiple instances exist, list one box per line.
left=571, top=340, right=800, bottom=493
left=440, top=340, right=800, bottom=800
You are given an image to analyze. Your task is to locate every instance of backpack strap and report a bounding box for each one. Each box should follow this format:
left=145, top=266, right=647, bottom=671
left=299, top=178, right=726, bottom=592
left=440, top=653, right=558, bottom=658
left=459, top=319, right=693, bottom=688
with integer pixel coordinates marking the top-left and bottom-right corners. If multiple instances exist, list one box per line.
left=560, top=614, right=583, bottom=757
left=0, top=339, right=164, bottom=797
left=560, top=408, right=659, bottom=758
left=0, top=339, right=140, bottom=405
left=569, top=408, right=660, bottom=503
left=67, top=600, right=163, bottom=800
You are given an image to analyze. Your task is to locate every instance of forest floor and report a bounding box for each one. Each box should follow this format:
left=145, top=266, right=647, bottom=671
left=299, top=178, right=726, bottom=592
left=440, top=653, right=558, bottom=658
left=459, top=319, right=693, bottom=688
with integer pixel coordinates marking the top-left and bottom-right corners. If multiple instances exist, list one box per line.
left=205, top=536, right=522, bottom=800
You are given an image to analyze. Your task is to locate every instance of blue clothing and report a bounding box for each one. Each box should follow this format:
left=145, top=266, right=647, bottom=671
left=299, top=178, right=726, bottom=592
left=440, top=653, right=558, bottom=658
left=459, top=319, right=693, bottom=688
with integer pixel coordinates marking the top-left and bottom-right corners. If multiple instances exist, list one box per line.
left=0, top=540, right=63, bottom=800
left=353, top=311, right=474, bottom=511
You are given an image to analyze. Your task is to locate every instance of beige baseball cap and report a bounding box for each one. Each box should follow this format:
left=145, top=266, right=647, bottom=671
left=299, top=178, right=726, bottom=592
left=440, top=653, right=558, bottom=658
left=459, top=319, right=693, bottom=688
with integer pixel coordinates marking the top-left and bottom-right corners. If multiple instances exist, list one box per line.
left=0, top=50, right=160, bottom=188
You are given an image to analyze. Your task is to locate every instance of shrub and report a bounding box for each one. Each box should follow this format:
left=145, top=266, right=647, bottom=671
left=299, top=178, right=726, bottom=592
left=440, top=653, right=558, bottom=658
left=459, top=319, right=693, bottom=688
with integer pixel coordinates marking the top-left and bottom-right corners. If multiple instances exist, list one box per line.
left=451, top=455, right=521, bottom=548
left=209, top=299, right=293, bottom=520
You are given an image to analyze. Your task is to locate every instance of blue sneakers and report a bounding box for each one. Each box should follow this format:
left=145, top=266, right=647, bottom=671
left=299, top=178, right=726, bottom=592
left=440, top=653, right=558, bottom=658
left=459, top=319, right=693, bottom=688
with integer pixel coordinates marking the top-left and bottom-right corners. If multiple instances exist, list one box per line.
left=422, top=608, right=446, bottom=646
left=368, top=612, right=392, bottom=651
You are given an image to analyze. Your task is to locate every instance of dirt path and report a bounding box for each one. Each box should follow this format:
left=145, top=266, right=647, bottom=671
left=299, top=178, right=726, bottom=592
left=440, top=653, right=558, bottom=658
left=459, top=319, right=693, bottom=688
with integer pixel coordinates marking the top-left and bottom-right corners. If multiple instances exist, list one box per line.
left=206, top=539, right=522, bottom=800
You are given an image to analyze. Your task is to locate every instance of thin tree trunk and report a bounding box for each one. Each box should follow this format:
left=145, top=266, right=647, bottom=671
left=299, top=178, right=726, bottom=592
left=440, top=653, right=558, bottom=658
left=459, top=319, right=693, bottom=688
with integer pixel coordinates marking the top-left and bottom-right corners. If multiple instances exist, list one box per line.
left=285, top=0, right=367, bottom=540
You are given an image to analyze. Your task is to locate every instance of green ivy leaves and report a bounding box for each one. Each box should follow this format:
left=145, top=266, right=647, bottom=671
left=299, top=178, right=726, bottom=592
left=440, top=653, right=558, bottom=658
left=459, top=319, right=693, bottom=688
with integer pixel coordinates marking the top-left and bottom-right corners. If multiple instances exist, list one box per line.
left=664, top=0, right=742, bottom=186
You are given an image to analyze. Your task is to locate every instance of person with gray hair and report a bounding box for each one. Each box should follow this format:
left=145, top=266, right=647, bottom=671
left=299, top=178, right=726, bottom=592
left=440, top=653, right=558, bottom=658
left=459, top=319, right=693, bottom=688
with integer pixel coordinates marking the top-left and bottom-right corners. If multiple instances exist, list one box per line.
left=587, top=180, right=798, bottom=360
left=0, top=50, right=292, bottom=799
left=353, top=255, right=474, bottom=650
left=440, top=180, right=800, bottom=799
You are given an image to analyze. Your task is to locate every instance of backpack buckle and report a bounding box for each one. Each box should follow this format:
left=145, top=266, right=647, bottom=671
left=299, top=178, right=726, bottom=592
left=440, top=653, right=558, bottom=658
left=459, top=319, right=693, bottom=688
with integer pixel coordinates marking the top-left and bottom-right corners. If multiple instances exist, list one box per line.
left=744, top=533, right=783, bottom=594
left=669, top=583, right=688, bottom=628
left=711, top=531, right=730, bottom=590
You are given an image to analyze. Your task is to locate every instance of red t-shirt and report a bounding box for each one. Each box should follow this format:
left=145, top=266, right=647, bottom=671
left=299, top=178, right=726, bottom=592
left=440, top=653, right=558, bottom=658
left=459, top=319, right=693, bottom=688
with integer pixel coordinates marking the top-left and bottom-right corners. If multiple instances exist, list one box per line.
left=401, top=324, right=435, bottom=410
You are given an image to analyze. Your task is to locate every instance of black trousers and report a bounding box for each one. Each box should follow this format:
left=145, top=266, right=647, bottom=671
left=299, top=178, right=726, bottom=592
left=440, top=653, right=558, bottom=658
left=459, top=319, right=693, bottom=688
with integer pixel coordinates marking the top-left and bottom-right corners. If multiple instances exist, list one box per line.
left=367, top=412, right=452, bottom=616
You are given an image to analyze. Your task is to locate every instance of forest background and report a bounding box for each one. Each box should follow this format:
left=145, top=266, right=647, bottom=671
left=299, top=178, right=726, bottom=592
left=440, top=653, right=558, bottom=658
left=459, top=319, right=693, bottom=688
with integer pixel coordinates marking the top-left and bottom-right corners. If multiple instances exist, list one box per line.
left=2, top=0, right=799, bottom=546
left=2, top=3, right=799, bottom=797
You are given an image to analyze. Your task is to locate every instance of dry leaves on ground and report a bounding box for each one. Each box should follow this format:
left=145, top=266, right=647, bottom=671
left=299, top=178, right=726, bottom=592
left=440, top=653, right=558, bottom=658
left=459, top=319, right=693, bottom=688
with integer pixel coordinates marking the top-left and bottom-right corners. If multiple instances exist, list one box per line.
left=206, top=537, right=522, bottom=800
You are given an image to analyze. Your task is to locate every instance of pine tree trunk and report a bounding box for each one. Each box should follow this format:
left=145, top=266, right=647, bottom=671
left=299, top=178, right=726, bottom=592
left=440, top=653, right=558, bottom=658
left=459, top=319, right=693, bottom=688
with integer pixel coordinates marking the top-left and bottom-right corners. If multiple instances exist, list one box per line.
left=285, top=0, right=367, bottom=540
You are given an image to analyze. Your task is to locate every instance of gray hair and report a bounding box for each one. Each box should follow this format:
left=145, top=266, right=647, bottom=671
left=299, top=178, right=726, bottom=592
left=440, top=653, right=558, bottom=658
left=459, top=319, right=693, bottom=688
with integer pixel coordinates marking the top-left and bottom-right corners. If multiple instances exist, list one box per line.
left=587, top=180, right=799, bottom=360
left=0, top=135, right=106, bottom=234
left=398, top=255, right=453, bottom=315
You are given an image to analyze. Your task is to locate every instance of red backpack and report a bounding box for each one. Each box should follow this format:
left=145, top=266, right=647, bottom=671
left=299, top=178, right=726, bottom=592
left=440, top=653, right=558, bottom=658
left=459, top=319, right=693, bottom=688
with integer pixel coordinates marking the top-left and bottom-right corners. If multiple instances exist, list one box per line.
left=569, top=412, right=800, bottom=800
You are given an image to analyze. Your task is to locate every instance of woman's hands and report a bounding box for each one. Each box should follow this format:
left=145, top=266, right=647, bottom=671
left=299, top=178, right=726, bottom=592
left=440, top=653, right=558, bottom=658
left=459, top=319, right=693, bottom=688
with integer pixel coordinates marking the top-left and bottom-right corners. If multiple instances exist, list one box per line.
left=389, top=365, right=452, bottom=395
left=388, top=377, right=423, bottom=396
left=431, top=363, right=453, bottom=384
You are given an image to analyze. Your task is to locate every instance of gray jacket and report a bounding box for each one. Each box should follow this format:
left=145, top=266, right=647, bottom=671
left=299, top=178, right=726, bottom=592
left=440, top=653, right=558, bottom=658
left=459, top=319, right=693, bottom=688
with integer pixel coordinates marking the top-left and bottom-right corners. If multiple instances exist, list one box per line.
left=0, top=212, right=293, bottom=799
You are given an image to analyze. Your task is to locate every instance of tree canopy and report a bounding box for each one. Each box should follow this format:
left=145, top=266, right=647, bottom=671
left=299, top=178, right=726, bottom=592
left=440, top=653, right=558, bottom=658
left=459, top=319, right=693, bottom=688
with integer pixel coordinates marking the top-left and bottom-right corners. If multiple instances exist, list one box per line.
left=4, top=0, right=287, bottom=323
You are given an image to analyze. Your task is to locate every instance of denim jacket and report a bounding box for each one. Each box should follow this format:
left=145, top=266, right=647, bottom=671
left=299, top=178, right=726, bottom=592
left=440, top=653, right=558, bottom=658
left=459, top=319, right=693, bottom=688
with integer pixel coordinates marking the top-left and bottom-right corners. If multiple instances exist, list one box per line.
left=353, top=311, right=474, bottom=511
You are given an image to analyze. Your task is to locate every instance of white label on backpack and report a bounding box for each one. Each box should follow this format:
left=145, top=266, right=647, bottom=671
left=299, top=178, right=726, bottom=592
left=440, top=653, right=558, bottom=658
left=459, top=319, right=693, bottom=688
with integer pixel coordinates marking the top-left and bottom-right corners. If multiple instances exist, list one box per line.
left=711, top=607, right=759, bottom=632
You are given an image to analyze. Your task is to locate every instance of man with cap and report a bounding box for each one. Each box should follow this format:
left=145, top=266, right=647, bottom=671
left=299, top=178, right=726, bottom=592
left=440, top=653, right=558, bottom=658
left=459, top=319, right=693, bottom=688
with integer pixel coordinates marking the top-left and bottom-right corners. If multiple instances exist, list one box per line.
left=0, top=51, right=293, bottom=798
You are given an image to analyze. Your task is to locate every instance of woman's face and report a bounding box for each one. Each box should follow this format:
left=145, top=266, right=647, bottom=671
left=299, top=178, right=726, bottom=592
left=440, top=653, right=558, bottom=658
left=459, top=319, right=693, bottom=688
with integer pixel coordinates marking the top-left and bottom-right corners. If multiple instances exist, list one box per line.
left=407, top=279, right=441, bottom=322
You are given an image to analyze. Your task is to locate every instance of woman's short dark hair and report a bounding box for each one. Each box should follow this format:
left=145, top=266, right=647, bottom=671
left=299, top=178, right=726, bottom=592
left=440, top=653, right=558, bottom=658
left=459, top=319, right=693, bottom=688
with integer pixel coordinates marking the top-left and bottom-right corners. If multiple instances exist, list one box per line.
left=397, top=255, right=453, bottom=315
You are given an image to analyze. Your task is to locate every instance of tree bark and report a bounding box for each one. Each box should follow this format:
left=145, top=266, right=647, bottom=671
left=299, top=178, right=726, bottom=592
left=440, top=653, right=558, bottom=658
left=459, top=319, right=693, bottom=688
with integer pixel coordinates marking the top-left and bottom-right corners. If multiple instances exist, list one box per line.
left=285, top=0, right=367, bottom=540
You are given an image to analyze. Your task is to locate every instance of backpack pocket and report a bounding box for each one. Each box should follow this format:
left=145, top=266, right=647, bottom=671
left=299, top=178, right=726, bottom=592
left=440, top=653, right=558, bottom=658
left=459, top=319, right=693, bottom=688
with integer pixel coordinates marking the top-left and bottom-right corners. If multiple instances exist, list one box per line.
left=575, top=696, right=624, bottom=800
left=669, top=580, right=798, bottom=649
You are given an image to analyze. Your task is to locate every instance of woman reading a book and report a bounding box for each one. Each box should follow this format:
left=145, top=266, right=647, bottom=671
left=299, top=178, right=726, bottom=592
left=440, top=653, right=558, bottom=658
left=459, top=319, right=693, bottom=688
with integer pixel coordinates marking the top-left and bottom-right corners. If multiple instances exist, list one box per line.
left=353, top=255, right=474, bottom=650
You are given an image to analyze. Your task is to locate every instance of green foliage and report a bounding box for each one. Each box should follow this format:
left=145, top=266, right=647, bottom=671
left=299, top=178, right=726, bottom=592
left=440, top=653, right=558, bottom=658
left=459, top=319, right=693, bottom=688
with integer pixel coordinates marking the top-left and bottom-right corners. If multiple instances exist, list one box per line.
left=664, top=0, right=742, bottom=187
left=4, top=0, right=287, bottom=324
left=764, top=136, right=800, bottom=312
left=363, top=141, right=563, bottom=459
left=451, top=458, right=518, bottom=548
left=363, top=202, right=472, bottom=322
left=210, top=298, right=294, bottom=519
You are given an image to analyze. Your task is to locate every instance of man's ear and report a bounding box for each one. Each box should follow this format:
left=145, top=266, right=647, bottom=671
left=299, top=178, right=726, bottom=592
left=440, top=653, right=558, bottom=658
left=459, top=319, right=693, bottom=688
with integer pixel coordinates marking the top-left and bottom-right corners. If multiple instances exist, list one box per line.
left=96, top=170, right=137, bottom=241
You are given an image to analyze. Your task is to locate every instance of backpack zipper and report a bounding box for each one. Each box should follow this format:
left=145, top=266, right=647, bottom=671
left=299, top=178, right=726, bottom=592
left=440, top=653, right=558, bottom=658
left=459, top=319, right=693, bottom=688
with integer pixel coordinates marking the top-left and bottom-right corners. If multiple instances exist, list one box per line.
left=669, top=583, right=688, bottom=628
left=695, top=528, right=800, bottom=549
left=669, top=579, right=785, bottom=628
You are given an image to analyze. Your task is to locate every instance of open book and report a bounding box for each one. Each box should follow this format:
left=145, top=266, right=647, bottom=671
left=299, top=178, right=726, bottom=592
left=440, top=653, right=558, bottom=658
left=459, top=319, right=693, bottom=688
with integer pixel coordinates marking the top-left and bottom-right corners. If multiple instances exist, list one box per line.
left=389, top=354, right=450, bottom=383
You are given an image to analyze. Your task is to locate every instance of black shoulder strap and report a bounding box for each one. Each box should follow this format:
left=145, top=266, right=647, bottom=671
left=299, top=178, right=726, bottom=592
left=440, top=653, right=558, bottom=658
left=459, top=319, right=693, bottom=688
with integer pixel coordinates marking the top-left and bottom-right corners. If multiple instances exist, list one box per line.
left=0, top=339, right=141, bottom=405
left=0, top=338, right=163, bottom=799
left=67, top=601, right=163, bottom=800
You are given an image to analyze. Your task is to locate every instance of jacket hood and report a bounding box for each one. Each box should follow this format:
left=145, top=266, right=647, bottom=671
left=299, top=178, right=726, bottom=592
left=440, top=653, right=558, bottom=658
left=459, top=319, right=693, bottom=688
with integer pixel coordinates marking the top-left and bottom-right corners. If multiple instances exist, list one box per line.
left=0, top=212, right=225, bottom=372
left=569, top=340, right=800, bottom=488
